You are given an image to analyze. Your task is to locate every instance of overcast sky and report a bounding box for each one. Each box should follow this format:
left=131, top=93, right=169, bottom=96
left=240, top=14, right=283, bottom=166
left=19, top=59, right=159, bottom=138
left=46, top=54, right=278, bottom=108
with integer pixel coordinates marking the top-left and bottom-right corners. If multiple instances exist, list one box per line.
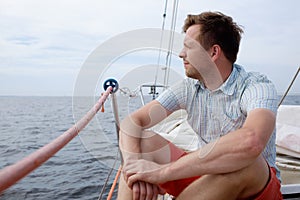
left=0, top=0, right=299, bottom=96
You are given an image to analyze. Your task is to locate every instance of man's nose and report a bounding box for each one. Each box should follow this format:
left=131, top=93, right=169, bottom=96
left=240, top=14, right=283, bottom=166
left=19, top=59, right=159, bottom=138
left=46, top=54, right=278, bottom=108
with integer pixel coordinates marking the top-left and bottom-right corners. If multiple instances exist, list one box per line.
left=179, top=48, right=186, bottom=59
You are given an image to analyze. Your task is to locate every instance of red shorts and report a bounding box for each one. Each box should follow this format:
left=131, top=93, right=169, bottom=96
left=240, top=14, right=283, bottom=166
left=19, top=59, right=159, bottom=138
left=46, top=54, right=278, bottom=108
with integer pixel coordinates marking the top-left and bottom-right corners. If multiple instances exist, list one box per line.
left=252, top=167, right=282, bottom=200
left=159, top=144, right=282, bottom=199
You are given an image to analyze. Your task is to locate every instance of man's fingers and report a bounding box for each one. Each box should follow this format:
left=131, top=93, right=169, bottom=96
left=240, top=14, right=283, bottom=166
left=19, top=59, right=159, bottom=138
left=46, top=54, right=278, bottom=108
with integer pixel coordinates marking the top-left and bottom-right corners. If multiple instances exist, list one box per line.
left=132, top=181, right=160, bottom=200
left=144, top=182, right=155, bottom=200
left=150, top=184, right=158, bottom=200
left=132, top=182, right=140, bottom=200
left=138, top=181, right=146, bottom=200
left=126, top=174, right=143, bottom=188
left=123, top=168, right=136, bottom=186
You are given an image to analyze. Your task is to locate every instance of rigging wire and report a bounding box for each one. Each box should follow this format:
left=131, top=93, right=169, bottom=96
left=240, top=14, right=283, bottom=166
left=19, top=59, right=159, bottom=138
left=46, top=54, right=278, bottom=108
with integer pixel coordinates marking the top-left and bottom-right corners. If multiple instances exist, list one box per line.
left=163, top=0, right=179, bottom=87
left=278, top=66, right=300, bottom=107
left=154, top=0, right=169, bottom=88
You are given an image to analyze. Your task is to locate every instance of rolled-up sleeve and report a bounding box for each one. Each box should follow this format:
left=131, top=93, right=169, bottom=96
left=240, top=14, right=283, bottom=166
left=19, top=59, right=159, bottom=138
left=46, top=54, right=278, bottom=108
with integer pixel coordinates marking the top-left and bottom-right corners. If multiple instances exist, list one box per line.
left=156, top=79, right=188, bottom=112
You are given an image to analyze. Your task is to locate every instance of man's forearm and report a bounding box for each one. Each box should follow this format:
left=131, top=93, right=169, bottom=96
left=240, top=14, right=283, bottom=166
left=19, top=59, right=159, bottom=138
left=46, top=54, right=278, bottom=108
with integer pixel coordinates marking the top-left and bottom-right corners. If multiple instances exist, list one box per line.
left=162, top=128, right=263, bottom=182
left=119, top=116, right=143, bottom=161
left=162, top=109, right=275, bottom=182
left=120, top=132, right=142, bottom=161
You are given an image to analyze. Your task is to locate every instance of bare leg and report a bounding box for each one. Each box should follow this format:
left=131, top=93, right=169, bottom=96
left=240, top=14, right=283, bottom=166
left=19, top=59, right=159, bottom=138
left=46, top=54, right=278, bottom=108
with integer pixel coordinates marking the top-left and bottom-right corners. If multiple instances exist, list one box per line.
left=177, top=155, right=269, bottom=200
left=117, top=175, right=133, bottom=200
left=117, top=132, right=182, bottom=200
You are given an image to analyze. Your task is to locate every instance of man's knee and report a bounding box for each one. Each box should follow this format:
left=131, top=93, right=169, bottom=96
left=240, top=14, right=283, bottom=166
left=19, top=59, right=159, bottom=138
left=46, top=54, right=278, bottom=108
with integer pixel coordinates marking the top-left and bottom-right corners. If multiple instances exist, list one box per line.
left=219, top=156, right=269, bottom=193
left=238, top=156, right=270, bottom=198
left=178, top=157, right=269, bottom=199
left=209, top=172, right=244, bottom=190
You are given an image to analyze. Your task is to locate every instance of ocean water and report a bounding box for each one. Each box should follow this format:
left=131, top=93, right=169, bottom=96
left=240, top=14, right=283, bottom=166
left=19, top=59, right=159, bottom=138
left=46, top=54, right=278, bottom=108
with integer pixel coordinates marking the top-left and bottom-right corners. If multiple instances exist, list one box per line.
left=0, top=94, right=299, bottom=200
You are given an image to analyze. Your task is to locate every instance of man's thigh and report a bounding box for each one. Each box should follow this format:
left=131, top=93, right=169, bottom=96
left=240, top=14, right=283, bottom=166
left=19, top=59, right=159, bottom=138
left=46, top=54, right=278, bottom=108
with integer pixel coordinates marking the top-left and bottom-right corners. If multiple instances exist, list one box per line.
left=177, top=155, right=270, bottom=200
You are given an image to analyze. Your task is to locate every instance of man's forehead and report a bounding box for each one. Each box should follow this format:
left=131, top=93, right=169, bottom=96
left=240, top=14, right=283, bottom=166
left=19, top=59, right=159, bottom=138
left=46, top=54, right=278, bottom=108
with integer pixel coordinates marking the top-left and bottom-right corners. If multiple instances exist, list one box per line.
left=185, top=24, right=201, bottom=39
left=184, top=34, right=201, bottom=47
left=184, top=24, right=201, bottom=45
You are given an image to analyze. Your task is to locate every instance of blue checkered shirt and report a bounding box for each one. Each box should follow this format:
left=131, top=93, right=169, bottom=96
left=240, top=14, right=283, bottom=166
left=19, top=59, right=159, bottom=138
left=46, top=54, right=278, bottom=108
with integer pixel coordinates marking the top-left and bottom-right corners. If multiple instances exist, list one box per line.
left=156, top=64, right=280, bottom=179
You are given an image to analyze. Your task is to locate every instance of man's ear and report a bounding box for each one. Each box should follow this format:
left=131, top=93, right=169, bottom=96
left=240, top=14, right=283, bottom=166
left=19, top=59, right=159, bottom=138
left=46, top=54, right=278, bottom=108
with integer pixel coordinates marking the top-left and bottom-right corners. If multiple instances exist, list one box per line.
left=211, top=45, right=221, bottom=60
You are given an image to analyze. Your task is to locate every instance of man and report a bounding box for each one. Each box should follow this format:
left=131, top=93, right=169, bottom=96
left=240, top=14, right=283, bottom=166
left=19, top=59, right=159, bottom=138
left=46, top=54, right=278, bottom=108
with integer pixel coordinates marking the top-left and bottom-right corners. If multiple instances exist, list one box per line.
left=118, top=11, right=282, bottom=200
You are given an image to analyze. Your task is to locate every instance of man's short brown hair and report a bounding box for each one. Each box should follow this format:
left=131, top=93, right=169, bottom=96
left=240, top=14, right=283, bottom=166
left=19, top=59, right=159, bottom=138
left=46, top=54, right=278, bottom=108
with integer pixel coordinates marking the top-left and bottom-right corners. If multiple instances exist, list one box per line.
left=183, top=11, right=243, bottom=63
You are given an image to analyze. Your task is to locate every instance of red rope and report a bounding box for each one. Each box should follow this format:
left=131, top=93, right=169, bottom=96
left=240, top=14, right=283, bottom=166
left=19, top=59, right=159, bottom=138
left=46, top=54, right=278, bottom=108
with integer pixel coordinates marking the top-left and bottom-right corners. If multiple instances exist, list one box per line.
left=107, top=165, right=122, bottom=200
left=0, top=87, right=113, bottom=193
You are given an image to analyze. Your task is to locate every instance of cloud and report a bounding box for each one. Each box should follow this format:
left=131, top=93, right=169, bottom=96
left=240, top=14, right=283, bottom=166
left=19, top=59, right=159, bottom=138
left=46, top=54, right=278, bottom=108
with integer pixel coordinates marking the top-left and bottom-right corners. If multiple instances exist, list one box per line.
left=0, top=0, right=299, bottom=95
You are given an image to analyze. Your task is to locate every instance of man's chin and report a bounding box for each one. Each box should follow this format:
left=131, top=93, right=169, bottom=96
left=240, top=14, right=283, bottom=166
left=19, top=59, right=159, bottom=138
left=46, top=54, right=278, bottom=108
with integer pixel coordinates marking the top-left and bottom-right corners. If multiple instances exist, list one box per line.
left=185, top=71, right=191, bottom=78
left=185, top=72, right=201, bottom=80
left=185, top=73, right=195, bottom=79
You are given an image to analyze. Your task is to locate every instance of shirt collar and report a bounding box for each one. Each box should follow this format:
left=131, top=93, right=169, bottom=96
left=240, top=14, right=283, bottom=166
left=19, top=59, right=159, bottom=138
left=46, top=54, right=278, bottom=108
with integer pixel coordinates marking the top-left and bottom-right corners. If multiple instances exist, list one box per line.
left=195, top=80, right=205, bottom=91
left=218, top=64, right=239, bottom=95
left=194, top=64, right=239, bottom=95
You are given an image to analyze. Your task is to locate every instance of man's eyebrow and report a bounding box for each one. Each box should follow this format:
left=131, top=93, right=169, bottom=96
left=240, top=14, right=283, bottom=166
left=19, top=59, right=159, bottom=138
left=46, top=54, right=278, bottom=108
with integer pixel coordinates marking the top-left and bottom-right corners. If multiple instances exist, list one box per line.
left=184, top=38, right=199, bottom=48
left=183, top=41, right=189, bottom=48
left=184, top=38, right=193, bottom=47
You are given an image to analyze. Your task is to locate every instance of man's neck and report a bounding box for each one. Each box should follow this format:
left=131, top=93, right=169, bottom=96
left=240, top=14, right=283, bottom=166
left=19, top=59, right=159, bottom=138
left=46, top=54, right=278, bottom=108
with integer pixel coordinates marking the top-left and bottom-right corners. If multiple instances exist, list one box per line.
left=199, top=60, right=233, bottom=91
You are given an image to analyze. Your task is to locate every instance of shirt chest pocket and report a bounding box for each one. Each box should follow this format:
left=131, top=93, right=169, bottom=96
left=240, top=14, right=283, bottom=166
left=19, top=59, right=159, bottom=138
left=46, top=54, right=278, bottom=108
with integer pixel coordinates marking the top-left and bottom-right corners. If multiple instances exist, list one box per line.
left=221, top=107, right=245, bottom=135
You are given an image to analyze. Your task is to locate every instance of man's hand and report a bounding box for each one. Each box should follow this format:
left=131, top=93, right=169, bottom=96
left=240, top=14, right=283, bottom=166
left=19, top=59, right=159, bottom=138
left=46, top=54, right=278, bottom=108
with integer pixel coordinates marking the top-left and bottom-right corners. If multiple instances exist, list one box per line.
left=122, top=159, right=168, bottom=199
left=123, top=159, right=169, bottom=188
left=132, top=181, right=165, bottom=200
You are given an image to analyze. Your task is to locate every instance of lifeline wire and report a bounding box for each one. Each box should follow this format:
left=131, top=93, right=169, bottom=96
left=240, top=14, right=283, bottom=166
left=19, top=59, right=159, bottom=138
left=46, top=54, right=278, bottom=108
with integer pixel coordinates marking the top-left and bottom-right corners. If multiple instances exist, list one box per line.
left=97, top=151, right=119, bottom=200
